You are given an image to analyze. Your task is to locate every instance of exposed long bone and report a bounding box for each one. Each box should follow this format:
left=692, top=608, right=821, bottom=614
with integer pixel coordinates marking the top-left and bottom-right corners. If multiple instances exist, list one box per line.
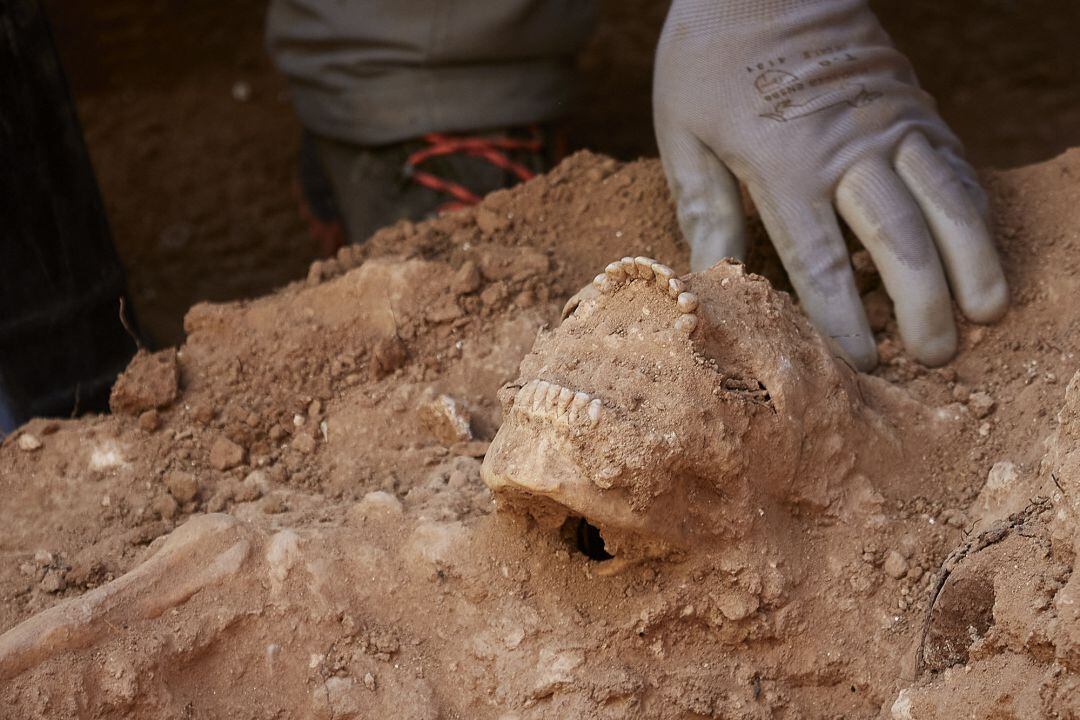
left=591, top=256, right=700, bottom=335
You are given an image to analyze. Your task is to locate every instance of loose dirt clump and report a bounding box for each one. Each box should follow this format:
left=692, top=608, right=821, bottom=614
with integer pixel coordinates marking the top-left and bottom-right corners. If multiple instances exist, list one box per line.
left=1, top=149, right=1080, bottom=718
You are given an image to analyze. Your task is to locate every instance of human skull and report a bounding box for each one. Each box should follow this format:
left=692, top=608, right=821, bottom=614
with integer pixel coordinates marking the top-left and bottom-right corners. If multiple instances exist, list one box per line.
left=482, top=257, right=893, bottom=558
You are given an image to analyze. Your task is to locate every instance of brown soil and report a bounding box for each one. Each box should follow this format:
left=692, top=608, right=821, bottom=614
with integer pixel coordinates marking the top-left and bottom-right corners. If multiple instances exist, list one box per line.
left=2, top=145, right=1080, bottom=717
left=4, top=1, right=1077, bottom=717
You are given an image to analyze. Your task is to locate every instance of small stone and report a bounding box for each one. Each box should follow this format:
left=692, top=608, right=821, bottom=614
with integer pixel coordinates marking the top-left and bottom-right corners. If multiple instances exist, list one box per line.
left=153, top=494, right=179, bottom=520
left=986, top=460, right=1017, bottom=491
left=17, top=433, right=42, bottom=452
left=968, top=391, right=996, bottom=419
left=34, top=550, right=54, bottom=566
left=39, top=569, right=67, bottom=594
left=883, top=550, right=909, bottom=580
left=109, top=348, right=180, bottom=415
left=193, top=403, right=216, bottom=425
left=951, top=383, right=971, bottom=403
left=451, top=261, right=482, bottom=295
left=418, top=393, right=473, bottom=445
left=209, top=437, right=245, bottom=470
left=348, top=491, right=404, bottom=526
left=371, top=335, right=407, bottom=380
left=138, top=409, right=161, bottom=432
left=292, top=432, right=317, bottom=454
left=363, top=673, right=376, bottom=691
left=163, top=471, right=199, bottom=503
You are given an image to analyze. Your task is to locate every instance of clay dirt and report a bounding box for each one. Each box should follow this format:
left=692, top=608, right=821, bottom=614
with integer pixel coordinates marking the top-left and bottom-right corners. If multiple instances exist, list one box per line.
left=2, top=146, right=1080, bottom=718
left=4, top=1, right=1080, bottom=717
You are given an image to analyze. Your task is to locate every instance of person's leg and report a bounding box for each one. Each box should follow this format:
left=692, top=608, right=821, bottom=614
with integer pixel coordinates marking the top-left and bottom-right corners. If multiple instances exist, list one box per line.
left=268, top=0, right=597, bottom=244
left=0, top=0, right=140, bottom=431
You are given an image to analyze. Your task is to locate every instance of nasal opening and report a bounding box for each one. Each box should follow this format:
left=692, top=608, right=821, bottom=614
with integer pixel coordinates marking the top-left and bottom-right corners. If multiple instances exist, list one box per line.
left=561, top=516, right=613, bottom=561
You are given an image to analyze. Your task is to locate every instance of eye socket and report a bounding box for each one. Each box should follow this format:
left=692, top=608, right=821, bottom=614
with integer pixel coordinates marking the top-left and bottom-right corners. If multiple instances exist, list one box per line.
left=560, top=516, right=613, bottom=561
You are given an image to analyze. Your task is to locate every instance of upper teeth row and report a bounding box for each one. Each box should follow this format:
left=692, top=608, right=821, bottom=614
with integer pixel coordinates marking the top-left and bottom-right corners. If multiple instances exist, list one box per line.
left=514, top=380, right=603, bottom=428
left=592, top=256, right=699, bottom=334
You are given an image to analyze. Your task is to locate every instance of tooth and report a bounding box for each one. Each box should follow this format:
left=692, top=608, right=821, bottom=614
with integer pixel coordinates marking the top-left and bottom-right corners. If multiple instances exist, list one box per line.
left=652, top=264, right=674, bottom=287
left=557, top=387, right=575, bottom=417
left=668, top=278, right=686, bottom=298
left=620, top=256, right=638, bottom=278
left=568, top=391, right=590, bottom=423
left=677, top=292, right=699, bottom=313
left=593, top=273, right=613, bottom=294
left=675, top=314, right=699, bottom=334
left=635, top=257, right=656, bottom=280
left=533, top=381, right=551, bottom=410
left=516, top=380, right=537, bottom=408
left=605, top=262, right=627, bottom=282
left=587, top=399, right=603, bottom=427
left=544, top=383, right=561, bottom=410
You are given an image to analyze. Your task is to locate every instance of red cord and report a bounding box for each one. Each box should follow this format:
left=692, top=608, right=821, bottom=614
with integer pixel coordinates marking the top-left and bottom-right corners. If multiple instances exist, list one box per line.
left=403, top=129, right=543, bottom=212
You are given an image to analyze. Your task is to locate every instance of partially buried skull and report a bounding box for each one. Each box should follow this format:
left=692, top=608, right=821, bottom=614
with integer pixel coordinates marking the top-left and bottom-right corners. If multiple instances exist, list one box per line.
left=482, top=256, right=896, bottom=559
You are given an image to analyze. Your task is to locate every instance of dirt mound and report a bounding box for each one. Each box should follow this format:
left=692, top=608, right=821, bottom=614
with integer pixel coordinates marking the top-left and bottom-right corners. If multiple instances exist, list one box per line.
left=2, top=148, right=1080, bottom=718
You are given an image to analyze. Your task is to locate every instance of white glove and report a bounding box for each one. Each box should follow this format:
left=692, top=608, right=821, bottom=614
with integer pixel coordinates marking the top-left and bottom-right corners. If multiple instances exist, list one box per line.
left=653, top=0, right=1008, bottom=369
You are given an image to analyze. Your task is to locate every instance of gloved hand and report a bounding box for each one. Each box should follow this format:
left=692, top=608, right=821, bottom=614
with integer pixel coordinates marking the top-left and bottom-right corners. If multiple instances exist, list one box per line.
left=653, top=0, right=1008, bottom=369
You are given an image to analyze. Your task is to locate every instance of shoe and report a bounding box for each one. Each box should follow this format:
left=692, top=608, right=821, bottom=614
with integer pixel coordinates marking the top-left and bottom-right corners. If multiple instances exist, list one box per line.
left=297, top=125, right=561, bottom=253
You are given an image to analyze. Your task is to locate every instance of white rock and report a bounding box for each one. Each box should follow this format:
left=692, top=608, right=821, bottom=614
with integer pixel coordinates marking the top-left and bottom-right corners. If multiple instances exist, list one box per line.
left=17, top=433, right=42, bottom=452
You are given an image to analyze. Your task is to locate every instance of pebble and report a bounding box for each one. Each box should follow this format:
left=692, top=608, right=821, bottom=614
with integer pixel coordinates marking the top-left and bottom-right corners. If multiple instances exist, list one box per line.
left=17, top=433, right=42, bottom=452
left=968, top=391, right=996, bottom=419
left=164, top=470, right=199, bottom=503
left=292, top=432, right=317, bottom=454
left=418, top=393, right=473, bottom=445
left=39, top=569, right=67, bottom=594
left=138, top=409, right=161, bottom=432
left=883, top=550, right=909, bottom=580
left=451, top=261, right=482, bottom=295
left=209, top=437, right=245, bottom=470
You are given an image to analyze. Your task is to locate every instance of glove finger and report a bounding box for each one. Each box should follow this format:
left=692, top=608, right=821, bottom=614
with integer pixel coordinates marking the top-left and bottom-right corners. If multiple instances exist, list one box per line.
left=656, top=125, right=746, bottom=271
left=836, top=159, right=957, bottom=367
left=936, top=143, right=992, bottom=226
left=750, top=189, right=877, bottom=370
left=895, top=133, right=1008, bottom=323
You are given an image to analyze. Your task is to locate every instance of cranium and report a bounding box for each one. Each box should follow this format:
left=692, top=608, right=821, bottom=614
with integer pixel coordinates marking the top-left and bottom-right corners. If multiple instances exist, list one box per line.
left=482, top=257, right=908, bottom=558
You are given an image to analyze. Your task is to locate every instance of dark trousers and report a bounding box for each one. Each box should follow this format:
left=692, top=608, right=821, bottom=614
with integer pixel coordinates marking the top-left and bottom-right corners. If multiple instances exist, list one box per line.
left=0, top=0, right=138, bottom=431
